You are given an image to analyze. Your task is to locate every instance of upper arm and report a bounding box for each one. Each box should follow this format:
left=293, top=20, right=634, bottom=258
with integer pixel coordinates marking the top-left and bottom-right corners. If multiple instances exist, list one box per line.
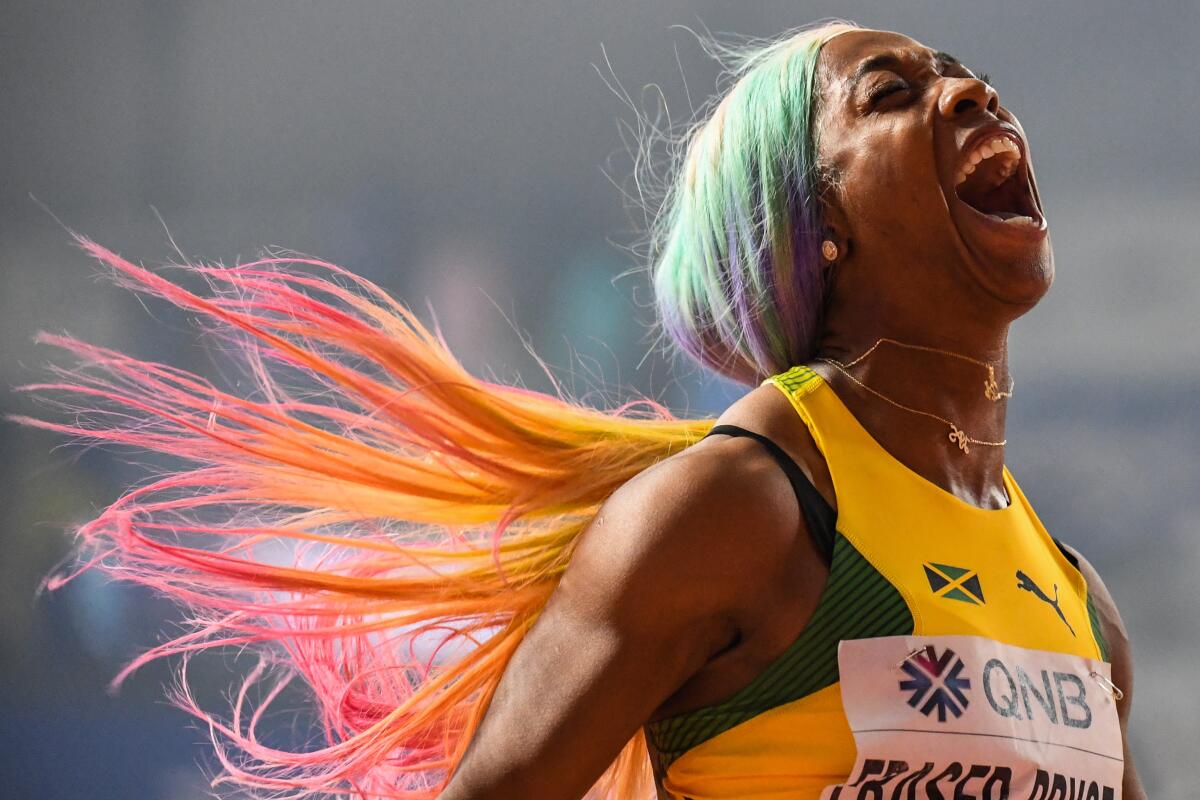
left=438, top=444, right=799, bottom=800
left=1060, top=542, right=1148, bottom=800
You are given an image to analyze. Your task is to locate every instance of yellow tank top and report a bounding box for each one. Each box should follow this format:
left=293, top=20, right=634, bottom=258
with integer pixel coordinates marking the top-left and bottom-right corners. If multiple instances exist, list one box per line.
left=646, top=365, right=1111, bottom=800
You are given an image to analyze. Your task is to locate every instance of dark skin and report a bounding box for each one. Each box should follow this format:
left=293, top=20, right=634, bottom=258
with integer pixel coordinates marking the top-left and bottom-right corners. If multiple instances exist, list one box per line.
left=438, top=29, right=1146, bottom=799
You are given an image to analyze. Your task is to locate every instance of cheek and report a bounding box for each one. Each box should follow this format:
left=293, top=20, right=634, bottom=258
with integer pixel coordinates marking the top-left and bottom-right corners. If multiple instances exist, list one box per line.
left=840, top=133, right=941, bottom=226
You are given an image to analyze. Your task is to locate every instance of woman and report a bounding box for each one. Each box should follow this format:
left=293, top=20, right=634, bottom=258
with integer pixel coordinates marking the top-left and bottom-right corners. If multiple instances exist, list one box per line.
left=440, top=22, right=1147, bottom=800
left=22, top=20, right=1145, bottom=800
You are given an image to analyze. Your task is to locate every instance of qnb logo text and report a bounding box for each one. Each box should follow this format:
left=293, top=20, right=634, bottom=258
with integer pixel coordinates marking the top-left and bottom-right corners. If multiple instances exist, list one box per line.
left=982, top=658, right=1093, bottom=729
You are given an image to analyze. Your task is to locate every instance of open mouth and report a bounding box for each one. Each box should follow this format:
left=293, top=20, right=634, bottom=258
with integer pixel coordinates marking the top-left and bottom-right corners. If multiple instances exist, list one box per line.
left=953, top=134, right=1042, bottom=228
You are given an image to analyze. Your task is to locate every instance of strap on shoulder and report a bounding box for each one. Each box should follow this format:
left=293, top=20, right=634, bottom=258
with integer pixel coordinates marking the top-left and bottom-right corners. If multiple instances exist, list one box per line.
left=704, top=424, right=837, bottom=566
left=1052, top=536, right=1081, bottom=569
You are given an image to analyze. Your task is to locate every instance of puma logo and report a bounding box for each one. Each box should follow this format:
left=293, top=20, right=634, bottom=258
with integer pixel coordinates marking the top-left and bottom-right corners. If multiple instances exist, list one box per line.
left=1015, top=570, right=1075, bottom=637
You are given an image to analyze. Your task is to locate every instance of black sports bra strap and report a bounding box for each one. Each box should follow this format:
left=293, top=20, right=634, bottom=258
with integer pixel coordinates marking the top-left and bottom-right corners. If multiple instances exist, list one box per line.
left=703, top=424, right=837, bottom=565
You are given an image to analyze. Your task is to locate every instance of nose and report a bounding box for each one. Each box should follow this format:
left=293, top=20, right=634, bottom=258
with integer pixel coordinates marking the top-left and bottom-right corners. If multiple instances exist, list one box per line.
left=937, top=77, right=999, bottom=119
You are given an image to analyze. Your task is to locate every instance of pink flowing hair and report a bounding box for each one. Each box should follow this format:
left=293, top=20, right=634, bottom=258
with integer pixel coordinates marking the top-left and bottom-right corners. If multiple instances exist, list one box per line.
left=14, top=235, right=715, bottom=798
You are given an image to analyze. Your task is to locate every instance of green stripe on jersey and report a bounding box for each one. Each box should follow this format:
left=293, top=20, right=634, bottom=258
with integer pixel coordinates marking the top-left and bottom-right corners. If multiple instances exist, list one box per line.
left=774, top=364, right=821, bottom=396
left=1086, top=592, right=1110, bottom=662
left=646, top=533, right=914, bottom=767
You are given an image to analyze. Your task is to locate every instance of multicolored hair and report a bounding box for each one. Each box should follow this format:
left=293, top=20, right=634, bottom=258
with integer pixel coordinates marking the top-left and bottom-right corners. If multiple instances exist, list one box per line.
left=17, top=19, right=856, bottom=800
left=652, top=20, right=858, bottom=385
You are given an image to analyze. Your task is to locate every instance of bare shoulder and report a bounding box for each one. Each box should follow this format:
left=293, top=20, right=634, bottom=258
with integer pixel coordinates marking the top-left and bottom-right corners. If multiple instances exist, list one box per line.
left=709, top=380, right=837, bottom=510
left=568, top=430, right=809, bottom=625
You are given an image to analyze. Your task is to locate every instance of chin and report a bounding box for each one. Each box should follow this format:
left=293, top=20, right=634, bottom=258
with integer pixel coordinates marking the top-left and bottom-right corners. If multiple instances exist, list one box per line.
left=962, top=234, right=1055, bottom=311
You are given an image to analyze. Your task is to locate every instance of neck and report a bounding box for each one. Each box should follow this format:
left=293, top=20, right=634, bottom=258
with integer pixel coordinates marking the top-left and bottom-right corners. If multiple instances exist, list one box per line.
left=812, top=324, right=1013, bottom=510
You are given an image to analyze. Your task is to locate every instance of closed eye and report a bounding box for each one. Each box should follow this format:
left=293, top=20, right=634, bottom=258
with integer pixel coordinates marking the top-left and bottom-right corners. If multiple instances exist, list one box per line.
left=869, top=79, right=910, bottom=106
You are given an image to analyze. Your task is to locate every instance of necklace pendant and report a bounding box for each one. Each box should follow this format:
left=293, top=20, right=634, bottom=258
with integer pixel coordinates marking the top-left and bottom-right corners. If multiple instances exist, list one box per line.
left=983, top=366, right=1012, bottom=402
left=948, top=425, right=971, bottom=454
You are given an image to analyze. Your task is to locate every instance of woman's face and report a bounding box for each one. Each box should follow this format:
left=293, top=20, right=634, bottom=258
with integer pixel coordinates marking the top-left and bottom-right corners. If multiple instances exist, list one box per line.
left=814, top=29, right=1053, bottom=316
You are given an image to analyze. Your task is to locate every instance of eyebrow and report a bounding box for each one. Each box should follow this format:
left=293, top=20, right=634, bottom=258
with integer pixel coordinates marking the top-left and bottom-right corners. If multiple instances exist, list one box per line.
left=849, top=50, right=970, bottom=92
left=850, top=53, right=904, bottom=92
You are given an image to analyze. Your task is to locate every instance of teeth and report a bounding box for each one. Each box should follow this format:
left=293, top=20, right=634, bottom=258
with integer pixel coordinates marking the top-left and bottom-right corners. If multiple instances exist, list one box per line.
left=988, top=212, right=1038, bottom=226
left=955, top=134, right=1022, bottom=186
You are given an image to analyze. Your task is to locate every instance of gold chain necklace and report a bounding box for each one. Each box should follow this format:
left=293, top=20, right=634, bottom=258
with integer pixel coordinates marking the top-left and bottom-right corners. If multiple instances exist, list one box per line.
left=816, top=338, right=1012, bottom=455
left=840, top=337, right=1014, bottom=401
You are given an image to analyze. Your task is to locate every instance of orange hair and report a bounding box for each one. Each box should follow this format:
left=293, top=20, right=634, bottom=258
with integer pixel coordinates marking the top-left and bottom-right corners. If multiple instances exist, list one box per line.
left=15, top=236, right=713, bottom=798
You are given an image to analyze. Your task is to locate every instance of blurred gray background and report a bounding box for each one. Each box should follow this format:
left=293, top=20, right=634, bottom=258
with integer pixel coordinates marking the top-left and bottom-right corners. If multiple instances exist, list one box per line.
left=2, top=1, right=1196, bottom=797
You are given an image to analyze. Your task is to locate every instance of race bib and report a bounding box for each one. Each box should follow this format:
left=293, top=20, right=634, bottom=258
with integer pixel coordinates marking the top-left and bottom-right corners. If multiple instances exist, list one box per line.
left=820, top=635, right=1123, bottom=800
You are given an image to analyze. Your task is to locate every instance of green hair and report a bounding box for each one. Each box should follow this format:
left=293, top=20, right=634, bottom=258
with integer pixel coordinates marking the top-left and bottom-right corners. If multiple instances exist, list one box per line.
left=652, top=20, right=859, bottom=385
